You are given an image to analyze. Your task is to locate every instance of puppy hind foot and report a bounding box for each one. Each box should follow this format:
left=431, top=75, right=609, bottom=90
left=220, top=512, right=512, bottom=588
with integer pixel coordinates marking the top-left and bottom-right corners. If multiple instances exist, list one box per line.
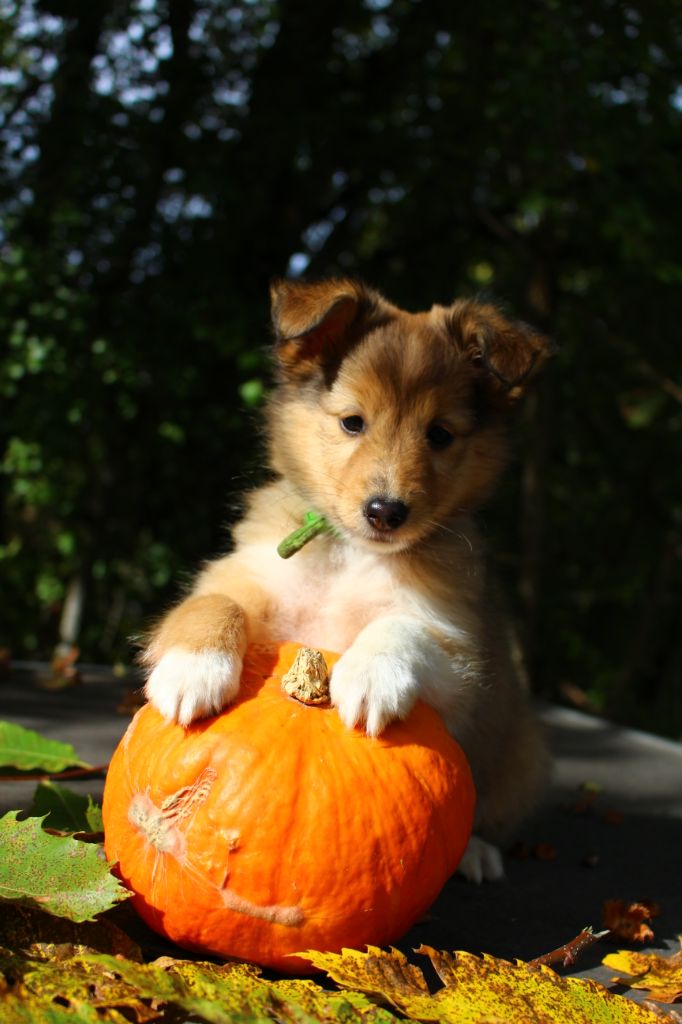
left=457, top=835, right=505, bottom=884
left=145, top=647, right=242, bottom=726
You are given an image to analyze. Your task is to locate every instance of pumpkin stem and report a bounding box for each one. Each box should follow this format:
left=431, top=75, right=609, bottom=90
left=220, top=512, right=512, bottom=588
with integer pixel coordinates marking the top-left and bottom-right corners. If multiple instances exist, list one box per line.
left=281, top=648, right=330, bottom=705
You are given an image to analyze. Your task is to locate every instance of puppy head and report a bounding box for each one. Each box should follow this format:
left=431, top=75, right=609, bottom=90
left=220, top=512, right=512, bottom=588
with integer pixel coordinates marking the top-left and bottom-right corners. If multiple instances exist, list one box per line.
left=267, top=278, right=553, bottom=551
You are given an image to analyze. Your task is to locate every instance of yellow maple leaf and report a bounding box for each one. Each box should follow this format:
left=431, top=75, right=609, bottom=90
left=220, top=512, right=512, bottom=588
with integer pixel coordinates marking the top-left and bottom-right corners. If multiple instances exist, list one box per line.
left=299, top=945, right=428, bottom=1008
left=603, top=938, right=682, bottom=1004
left=300, top=944, right=671, bottom=1023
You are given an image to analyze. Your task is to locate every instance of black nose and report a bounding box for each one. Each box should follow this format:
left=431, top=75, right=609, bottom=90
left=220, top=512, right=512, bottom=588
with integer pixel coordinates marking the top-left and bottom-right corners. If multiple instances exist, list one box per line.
left=364, top=496, right=410, bottom=532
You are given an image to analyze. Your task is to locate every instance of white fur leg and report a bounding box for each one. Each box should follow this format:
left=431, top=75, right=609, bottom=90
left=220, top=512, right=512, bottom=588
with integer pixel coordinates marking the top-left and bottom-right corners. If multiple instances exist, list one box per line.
left=457, top=835, right=505, bottom=884
left=145, top=647, right=242, bottom=726
left=330, top=616, right=436, bottom=736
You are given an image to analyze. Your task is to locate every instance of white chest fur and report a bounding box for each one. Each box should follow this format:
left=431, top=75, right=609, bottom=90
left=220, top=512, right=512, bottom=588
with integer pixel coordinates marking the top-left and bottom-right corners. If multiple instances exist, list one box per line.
left=237, top=539, right=403, bottom=653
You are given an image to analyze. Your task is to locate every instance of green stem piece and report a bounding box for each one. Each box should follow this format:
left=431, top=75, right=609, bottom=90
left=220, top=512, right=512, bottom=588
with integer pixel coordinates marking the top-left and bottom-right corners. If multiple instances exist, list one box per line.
left=277, top=511, right=333, bottom=559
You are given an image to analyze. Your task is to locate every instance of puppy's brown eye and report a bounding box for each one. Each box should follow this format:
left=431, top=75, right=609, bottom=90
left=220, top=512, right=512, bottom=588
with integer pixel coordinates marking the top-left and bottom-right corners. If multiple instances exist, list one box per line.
left=427, top=424, right=454, bottom=450
left=341, top=415, right=365, bottom=435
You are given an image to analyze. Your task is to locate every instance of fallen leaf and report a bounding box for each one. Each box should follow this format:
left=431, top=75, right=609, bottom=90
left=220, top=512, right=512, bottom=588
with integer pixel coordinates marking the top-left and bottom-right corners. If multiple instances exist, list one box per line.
left=3, top=948, right=402, bottom=1024
left=298, top=946, right=428, bottom=1009
left=0, top=988, right=121, bottom=1023
left=40, top=646, right=82, bottom=691
left=300, top=944, right=669, bottom=1022
left=2, top=948, right=159, bottom=1023
left=603, top=900, right=660, bottom=943
left=0, top=722, right=91, bottom=772
left=3, top=939, right=679, bottom=1024
left=30, top=782, right=103, bottom=834
left=156, top=956, right=398, bottom=1021
left=603, top=939, right=682, bottom=1004
left=0, top=812, right=130, bottom=921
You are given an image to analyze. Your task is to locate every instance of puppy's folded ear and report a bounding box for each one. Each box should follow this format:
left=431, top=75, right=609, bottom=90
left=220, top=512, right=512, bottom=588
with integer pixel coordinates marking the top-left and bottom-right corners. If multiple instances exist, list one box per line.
left=270, top=278, right=389, bottom=378
left=449, top=300, right=555, bottom=406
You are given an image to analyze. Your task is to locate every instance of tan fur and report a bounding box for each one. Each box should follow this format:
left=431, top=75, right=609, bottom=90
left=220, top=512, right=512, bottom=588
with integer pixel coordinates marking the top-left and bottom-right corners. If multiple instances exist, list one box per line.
left=144, top=278, right=553, bottom=848
left=142, top=594, right=246, bottom=661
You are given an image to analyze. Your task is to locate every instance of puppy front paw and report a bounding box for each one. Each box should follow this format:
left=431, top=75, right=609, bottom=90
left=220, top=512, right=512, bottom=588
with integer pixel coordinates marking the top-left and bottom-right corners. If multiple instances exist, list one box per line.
left=330, top=646, right=420, bottom=737
left=145, top=647, right=242, bottom=726
left=457, top=835, right=505, bottom=884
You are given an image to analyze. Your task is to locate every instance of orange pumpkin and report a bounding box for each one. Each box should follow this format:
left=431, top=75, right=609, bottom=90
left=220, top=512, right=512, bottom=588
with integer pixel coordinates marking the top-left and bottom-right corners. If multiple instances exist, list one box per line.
left=102, top=642, right=475, bottom=972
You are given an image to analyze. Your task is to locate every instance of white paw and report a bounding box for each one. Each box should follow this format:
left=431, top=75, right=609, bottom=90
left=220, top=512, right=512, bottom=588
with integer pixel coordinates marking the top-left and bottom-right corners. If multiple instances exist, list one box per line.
left=330, top=646, right=420, bottom=737
left=145, top=647, right=242, bottom=725
left=457, top=835, right=505, bottom=884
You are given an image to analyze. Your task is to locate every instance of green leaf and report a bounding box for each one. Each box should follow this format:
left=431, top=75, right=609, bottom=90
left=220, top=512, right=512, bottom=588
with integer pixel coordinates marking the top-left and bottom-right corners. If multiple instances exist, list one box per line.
left=75, top=954, right=401, bottom=1024
left=0, top=722, right=91, bottom=772
left=0, top=947, right=143, bottom=1023
left=2, top=947, right=401, bottom=1024
left=0, top=813, right=130, bottom=922
left=0, top=990, right=118, bottom=1024
left=30, top=783, right=103, bottom=834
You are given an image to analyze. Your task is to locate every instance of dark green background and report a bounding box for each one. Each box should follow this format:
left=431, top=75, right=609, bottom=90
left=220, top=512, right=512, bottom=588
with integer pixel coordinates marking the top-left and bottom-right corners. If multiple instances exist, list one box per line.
left=1, top=0, right=681, bottom=735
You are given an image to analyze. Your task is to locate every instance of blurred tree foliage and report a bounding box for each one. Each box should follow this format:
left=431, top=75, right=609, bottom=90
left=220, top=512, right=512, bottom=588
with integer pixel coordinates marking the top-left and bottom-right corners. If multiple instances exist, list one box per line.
left=1, top=0, right=681, bottom=733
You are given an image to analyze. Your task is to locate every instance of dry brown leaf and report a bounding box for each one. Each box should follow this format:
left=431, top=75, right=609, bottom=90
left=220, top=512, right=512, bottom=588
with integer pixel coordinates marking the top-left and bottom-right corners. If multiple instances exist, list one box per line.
left=40, top=646, right=82, bottom=691
left=603, top=900, right=660, bottom=943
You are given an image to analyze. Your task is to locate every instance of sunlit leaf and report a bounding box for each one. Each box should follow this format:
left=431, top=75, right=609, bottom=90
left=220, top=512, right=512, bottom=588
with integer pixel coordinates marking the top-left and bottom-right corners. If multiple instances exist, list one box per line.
left=106, top=954, right=399, bottom=1023
left=1, top=947, right=402, bottom=1024
left=0, top=813, right=130, bottom=921
left=0, top=722, right=90, bottom=772
left=603, top=939, right=682, bottom=1004
left=299, top=945, right=428, bottom=1008
left=300, top=944, right=669, bottom=1023
left=1, top=948, right=154, bottom=1023
left=273, top=976, right=399, bottom=1022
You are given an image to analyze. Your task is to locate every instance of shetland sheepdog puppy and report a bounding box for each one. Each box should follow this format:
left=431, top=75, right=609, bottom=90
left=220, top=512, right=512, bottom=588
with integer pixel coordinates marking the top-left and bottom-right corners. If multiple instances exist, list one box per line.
left=143, top=278, right=553, bottom=881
